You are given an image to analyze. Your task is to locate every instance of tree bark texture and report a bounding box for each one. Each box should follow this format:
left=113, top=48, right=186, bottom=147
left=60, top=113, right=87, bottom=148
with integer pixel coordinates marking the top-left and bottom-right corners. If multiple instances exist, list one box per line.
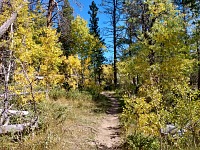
left=113, top=0, right=117, bottom=87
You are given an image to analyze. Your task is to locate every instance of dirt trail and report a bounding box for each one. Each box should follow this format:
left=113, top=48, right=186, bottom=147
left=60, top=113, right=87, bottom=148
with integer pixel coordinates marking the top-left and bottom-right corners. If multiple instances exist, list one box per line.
left=95, top=91, right=123, bottom=150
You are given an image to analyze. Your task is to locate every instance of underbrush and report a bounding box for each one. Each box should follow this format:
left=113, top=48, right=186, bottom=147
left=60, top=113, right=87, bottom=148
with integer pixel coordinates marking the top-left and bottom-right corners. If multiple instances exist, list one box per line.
left=92, top=93, right=110, bottom=113
left=120, top=93, right=200, bottom=150
left=122, top=133, right=159, bottom=150
left=0, top=89, right=104, bottom=150
left=122, top=134, right=200, bottom=150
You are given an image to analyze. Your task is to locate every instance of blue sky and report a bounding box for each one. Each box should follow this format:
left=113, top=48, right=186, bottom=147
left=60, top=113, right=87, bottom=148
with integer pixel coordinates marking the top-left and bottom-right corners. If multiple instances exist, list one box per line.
left=70, top=0, right=113, bottom=62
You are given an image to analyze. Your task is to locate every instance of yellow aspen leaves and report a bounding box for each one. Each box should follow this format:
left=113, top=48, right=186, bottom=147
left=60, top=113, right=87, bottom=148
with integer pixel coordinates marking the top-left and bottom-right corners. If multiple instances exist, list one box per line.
left=0, top=0, right=64, bottom=103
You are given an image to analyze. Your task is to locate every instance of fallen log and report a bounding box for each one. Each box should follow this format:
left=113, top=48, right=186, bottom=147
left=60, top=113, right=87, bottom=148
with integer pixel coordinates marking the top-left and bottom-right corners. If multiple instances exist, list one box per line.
left=0, top=123, right=30, bottom=134
left=161, top=124, right=183, bottom=136
left=0, top=109, right=29, bottom=116
left=0, top=116, right=38, bottom=134
left=161, top=120, right=197, bottom=136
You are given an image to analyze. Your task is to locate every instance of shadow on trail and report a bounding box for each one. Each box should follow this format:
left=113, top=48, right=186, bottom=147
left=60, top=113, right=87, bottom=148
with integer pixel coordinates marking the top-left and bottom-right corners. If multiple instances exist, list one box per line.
left=97, top=145, right=125, bottom=150
left=91, top=91, right=127, bottom=150
left=91, top=93, right=111, bottom=114
left=91, top=91, right=123, bottom=115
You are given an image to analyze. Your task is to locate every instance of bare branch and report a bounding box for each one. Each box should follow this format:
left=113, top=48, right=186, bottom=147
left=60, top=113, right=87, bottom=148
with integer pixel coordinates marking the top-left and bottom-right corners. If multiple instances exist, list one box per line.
left=0, top=12, right=17, bottom=38
left=0, top=109, right=29, bottom=116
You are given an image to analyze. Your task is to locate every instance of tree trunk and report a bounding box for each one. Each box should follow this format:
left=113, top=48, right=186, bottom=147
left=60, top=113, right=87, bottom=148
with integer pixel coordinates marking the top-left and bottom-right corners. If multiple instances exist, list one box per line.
left=197, top=37, right=200, bottom=90
left=113, top=0, right=117, bottom=88
left=47, top=0, right=56, bottom=27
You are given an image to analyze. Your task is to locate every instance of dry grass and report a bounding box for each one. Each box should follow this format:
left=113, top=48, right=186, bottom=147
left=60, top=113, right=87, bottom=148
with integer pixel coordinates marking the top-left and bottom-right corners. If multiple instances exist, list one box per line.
left=0, top=90, right=107, bottom=150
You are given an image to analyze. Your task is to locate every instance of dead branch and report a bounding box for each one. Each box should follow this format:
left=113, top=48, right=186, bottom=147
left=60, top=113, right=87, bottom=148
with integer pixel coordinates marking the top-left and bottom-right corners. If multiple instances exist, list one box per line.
left=0, top=1, right=28, bottom=38
left=0, top=12, right=17, bottom=38
left=0, top=90, right=45, bottom=98
left=0, top=109, right=29, bottom=116
left=15, top=58, right=37, bottom=115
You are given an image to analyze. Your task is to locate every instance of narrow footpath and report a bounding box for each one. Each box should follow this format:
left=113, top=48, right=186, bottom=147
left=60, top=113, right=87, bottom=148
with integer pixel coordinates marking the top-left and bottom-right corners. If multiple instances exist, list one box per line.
left=95, top=91, right=123, bottom=150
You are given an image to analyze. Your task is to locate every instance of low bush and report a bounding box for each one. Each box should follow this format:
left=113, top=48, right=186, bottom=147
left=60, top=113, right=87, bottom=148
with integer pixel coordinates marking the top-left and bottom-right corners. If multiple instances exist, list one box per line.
left=48, top=87, right=67, bottom=100
left=125, top=133, right=159, bottom=150
left=66, top=89, right=92, bottom=101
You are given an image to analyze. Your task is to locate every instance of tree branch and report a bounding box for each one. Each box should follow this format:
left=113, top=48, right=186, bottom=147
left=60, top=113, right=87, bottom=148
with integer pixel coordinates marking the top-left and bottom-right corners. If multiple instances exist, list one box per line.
left=0, top=12, right=17, bottom=38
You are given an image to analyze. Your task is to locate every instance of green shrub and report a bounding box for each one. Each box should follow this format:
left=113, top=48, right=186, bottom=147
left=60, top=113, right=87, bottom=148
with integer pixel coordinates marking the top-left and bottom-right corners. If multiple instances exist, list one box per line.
left=66, top=89, right=92, bottom=101
left=37, top=100, right=69, bottom=130
left=126, top=133, right=159, bottom=150
left=49, top=87, right=67, bottom=100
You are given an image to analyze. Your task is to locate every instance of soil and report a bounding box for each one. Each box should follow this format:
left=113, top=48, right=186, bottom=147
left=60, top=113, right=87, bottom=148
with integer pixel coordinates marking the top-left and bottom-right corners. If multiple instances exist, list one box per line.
left=94, top=91, right=123, bottom=150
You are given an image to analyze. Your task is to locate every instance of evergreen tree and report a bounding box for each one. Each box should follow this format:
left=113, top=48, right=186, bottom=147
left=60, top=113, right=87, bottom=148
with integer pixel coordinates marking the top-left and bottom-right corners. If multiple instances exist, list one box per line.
left=58, top=0, right=74, bottom=57
left=119, top=0, right=159, bottom=94
left=88, top=1, right=105, bottom=84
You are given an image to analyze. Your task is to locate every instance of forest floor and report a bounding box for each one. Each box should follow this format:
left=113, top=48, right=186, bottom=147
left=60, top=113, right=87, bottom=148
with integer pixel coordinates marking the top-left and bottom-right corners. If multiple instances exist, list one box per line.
left=0, top=91, right=124, bottom=150
left=92, top=91, right=124, bottom=149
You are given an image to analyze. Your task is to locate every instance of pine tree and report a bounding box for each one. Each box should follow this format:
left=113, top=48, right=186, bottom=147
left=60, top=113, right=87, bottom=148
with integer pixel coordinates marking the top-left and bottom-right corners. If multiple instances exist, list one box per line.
left=119, top=0, right=157, bottom=94
left=88, top=1, right=105, bottom=84
left=58, top=0, right=74, bottom=57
